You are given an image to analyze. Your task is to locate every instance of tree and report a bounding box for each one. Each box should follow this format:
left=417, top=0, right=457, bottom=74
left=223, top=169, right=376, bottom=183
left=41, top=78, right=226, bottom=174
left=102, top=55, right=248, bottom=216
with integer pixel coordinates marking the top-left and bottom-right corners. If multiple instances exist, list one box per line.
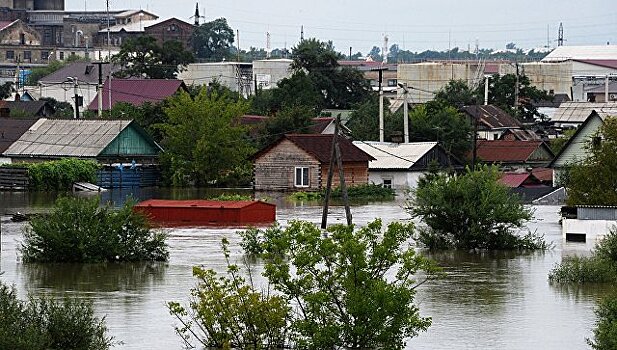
left=192, top=18, right=235, bottom=61
left=257, top=104, right=316, bottom=147
left=368, top=46, right=382, bottom=61
left=589, top=294, right=617, bottom=350
left=0, top=282, right=114, bottom=350
left=479, top=73, right=550, bottom=123
left=39, top=97, right=73, bottom=118
left=409, top=165, right=543, bottom=250
left=113, top=36, right=194, bottom=79
left=434, top=79, right=480, bottom=107
left=566, top=118, right=617, bottom=206
left=249, top=219, right=437, bottom=349
left=346, top=96, right=403, bottom=141
left=102, top=101, right=167, bottom=143
left=160, top=87, right=254, bottom=186
left=0, top=81, right=13, bottom=99
left=408, top=101, right=472, bottom=161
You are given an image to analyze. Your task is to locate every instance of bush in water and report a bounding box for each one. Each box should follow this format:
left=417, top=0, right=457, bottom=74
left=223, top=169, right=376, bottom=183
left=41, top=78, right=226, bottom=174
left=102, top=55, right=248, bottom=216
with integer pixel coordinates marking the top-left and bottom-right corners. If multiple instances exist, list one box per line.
left=549, top=229, right=617, bottom=284
left=21, top=196, right=168, bottom=263
left=589, top=293, right=617, bottom=350
left=0, top=282, right=114, bottom=350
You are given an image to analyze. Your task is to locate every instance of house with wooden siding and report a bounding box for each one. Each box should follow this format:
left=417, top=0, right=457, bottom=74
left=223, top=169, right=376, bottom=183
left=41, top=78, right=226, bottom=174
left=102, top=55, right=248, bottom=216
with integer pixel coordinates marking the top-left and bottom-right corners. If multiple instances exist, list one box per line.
left=252, top=134, right=374, bottom=192
left=3, top=118, right=163, bottom=187
left=352, top=141, right=462, bottom=190
left=550, top=111, right=614, bottom=185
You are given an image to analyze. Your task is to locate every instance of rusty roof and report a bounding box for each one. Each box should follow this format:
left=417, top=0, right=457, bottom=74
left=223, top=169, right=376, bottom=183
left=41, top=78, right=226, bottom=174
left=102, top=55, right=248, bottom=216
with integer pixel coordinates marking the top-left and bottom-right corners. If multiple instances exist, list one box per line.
left=462, top=105, right=522, bottom=130
left=476, top=140, right=551, bottom=163
left=87, top=79, right=186, bottom=111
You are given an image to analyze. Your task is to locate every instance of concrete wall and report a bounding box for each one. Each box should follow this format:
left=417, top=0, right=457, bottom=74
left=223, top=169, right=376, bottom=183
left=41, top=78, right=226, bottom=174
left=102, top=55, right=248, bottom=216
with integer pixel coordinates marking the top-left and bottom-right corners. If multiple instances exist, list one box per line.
left=520, top=61, right=572, bottom=97
left=252, top=59, right=292, bottom=90
left=32, top=83, right=97, bottom=115
left=368, top=170, right=424, bottom=190
left=179, top=62, right=252, bottom=95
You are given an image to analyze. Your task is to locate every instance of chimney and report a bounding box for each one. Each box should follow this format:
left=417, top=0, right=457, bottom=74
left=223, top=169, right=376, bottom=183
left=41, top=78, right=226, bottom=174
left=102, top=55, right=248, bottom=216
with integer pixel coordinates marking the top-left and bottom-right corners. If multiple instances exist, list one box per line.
left=390, top=131, right=403, bottom=143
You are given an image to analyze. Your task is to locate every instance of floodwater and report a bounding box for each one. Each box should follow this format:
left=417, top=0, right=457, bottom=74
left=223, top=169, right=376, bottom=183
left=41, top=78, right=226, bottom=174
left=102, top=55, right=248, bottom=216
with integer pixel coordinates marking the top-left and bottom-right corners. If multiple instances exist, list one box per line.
left=0, top=190, right=612, bottom=350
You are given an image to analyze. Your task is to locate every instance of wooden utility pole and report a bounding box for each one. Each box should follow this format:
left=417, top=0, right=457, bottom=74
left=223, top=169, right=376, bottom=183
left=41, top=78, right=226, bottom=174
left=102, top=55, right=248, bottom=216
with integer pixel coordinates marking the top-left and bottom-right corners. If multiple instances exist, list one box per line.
left=321, top=117, right=352, bottom=228
left=94, top=61, right=109, bottom=117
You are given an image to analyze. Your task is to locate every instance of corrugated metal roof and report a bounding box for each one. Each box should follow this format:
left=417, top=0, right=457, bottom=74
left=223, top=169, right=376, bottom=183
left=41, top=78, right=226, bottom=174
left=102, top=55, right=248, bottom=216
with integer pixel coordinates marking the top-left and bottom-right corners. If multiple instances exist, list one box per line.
left=551, top=102, right=617, bottom=124
left=87, top=79, right=185, bottom=111
left=40, top=62, right=116, bottom=84
left=100, top=19, right=164, bottom=33
left=542, top=46, right=617, bottom=62
left=4, top=119, right=133, bottom=158
left=476, top=140, right=549, bottom=163
left=462, top=105, right=521, bottom=130
left=353, top=141, right=437, bottom=170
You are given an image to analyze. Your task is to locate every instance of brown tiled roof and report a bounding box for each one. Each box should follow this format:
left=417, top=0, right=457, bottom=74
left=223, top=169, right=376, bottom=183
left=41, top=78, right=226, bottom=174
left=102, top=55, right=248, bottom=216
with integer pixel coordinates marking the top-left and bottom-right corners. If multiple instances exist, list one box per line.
left=462, top=105, right=522, bottom=129
left=0, top=118, right=38, bottom=154
left=253, top=134, right=374, bottom=163
left=476, top=140, right=547, bottom=163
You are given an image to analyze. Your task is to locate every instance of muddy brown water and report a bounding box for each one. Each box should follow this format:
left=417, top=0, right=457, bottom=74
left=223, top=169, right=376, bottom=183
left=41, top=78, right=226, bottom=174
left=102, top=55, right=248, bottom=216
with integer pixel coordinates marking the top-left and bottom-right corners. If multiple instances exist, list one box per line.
left=0, top=190, right=611, bottom=349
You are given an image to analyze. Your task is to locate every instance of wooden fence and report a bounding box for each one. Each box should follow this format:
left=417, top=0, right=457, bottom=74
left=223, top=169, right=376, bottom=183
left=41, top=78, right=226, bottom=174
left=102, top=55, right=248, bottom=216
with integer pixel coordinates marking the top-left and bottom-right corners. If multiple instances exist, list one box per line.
left=0, top=167, right=29, bottom=190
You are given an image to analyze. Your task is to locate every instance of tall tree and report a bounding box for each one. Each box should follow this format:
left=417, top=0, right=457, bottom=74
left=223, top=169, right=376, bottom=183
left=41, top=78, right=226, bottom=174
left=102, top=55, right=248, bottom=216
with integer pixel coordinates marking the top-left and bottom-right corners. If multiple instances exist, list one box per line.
left=159, top=87, right=254, bottom=187
left=434, top=79, right=481, bottom=107
left=112, top=36, right=194, bottom=79
left=191, top=18, right=235, bottom=61
left=479, top=73, right=549, bottom=123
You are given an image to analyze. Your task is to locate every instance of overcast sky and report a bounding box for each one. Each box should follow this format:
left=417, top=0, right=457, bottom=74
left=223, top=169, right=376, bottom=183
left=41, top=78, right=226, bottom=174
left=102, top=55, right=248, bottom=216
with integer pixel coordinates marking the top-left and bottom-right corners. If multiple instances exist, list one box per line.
left=68, top=0, right=616, bottom=54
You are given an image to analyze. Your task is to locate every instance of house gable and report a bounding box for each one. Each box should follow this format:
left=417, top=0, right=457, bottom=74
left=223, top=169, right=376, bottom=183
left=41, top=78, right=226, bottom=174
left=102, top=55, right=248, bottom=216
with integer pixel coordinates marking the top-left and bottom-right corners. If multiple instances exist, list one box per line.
left=551, top=112, right=605, bottom=168
left=99, top=123, right=162, bottom=158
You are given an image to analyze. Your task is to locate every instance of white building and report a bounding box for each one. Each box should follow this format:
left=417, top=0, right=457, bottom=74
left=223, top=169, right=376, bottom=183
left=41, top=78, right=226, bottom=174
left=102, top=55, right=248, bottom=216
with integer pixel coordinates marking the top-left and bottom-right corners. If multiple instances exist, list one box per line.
left=352, top=141, right=461, bottom=190
left=252, top=59, right=292, bottom=90
left=178, top=62, right=253, bottom=97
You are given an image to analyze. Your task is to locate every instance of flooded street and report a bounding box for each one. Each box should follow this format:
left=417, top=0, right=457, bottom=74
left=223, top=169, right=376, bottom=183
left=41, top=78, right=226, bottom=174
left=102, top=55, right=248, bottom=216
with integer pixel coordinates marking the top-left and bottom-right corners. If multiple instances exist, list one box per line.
left=0, top=192, right=611, bottom=349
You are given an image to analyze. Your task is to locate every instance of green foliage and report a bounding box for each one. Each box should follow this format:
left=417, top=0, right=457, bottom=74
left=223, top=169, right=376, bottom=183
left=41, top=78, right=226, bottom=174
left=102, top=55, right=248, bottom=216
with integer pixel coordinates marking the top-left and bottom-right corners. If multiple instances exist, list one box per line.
left=434, top=79, right=481, bottom=107
left=159, top=87, right=254, bottom=187
left=549, top=229, right=617, bottom=284
left=0, top=282, right=114, bottom=350
left=0, top=81, right=13, bottom=99
left=21, top=196, right=168, bottom=263
left=288, top=183, right=396, bottom=202
left=257, top=104, right=316, bottom=147
left=566, top=118, right=617, bottom=206
left=479, top=73, right=550, bottom=123
left=409, top=165, right=541, bottom=250
left=25, top=60, right=66, bottom=85
left=408, top=101, right=472, bottom=161
left=100, top=101, right=167, bottom=143
left=549, top=128, right=576, bottom=155
left=39, top=97, right=74, bottom=118
left=346, top=95, right=403, bottom=142
left=168, top=239, right=290, bottom=349
left=113, top=36, right=194, bottom=79
left=589, top=293, right=617, bottom=350
left=192, top=18, right=235, bottom=61
left=0, top=158, right=99, bottom=191
left=252, top=219, right=436, bottom=349
left=208, top=193, right=253, bottom=201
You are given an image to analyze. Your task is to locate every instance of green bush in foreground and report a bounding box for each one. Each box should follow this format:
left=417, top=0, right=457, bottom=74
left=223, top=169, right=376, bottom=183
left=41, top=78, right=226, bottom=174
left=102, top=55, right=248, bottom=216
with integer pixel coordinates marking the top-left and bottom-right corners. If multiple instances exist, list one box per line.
left=21, top=196, right=168, bottom=263
left=549, top=230, right=617, bottom=284
left=0, top=282, right=114, bottom=350
left=589, top=293, right=617, bottom=350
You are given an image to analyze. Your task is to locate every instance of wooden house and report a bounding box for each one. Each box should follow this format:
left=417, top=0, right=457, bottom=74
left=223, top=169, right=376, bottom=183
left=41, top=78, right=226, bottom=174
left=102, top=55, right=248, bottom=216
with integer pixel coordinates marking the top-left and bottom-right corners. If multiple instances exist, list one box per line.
left=475, top=140, right=555, bottom=169
left=252, top=134, right=374, bottom=192
left=353, top=141, right=462, bottom=190
left=462, top=105, right=522, bottom=140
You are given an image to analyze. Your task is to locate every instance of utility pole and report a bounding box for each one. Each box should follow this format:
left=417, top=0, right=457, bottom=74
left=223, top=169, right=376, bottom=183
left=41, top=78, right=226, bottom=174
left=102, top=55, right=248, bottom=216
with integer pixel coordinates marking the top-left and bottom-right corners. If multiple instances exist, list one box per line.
left=334, top=118, right=352, bottom=226
left=94, top=61, right=109, bottom=117
left=399, top=83, right=410, bottom=143
left=471, top=103, right=479, bottom=172
left=606, top=75, right=610, bottom=102
left=300, top=25, right=304, bottom=41
left=71, top=77, right=80, bottom=119
left=514, top=61, right=520, bottom=109
left=558, top=22, right=564, bottom=47
left=372, top=67, right=387, bottom=142
left=321, top=117, right=352, bottom=229
left=349, top=46, right=352, bottom=60
left=237, top=29, right=240, bottom=62
left=484, top=76, right=489, bottom=105
left=14, top=55, right=20, bottom=100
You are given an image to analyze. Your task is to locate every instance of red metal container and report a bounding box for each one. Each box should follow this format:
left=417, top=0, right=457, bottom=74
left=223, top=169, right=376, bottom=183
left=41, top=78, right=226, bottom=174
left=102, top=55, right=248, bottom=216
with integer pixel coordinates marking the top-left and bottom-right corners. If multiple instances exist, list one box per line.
left=133, top=199, right=276, bottom=227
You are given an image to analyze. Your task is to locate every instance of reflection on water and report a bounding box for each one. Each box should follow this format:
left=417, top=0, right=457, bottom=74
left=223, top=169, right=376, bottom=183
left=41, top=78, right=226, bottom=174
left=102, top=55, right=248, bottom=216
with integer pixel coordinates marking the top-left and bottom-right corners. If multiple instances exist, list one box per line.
left=0, top=192, right=614, bottom=350
left=21, top=262, right=167, bottom=294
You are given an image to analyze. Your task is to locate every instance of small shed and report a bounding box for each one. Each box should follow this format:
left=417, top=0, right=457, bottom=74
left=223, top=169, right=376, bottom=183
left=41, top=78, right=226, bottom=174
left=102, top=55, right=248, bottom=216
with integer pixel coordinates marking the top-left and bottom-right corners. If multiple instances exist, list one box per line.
left=133, top=199, right=276, bottom=227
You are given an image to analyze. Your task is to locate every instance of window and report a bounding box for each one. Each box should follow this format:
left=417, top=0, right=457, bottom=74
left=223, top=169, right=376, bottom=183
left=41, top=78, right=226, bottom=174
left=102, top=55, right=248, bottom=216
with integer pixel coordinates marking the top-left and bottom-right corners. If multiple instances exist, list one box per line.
left=41, top=51, right=49, bottom=60
left=294, top=167, right=309, bottom=187
left=387, top=79, right=398, bottom=87
left=20, top=33, right=25, bottom=45
left=383, top=179, right=392, bottom=189
left=59, top=51, right=64, bottom=60
left=6, top=50, right=14, bottom=60
left=23, top=51, right=31, bottom=60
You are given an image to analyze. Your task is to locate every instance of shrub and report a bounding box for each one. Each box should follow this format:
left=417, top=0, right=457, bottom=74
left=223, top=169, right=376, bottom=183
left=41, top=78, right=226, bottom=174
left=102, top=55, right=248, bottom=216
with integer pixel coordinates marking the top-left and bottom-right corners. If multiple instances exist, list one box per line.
left=589, top=293, right=617, bottom=350
left=289, top=183, right=395, bottom=201
left=21, top=196, right=168, bottom=263
left=2, top=158, right=100, bottom=191
left=168, top=239, right=290, bottom=349
left=549, top=229, right=617, bottom=284
left=409, top=166, right=542, bottom=250
left=207, top=193, right=253, bottom=201
left=0, top=282, right=114, bottom=350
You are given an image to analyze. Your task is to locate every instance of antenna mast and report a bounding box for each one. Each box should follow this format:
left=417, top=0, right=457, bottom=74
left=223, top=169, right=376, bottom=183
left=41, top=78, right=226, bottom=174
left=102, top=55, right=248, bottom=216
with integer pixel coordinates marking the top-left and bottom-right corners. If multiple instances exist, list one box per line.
left=266, top=32, right=271, bottom=59
left=558, top=22, right=564, bottom=47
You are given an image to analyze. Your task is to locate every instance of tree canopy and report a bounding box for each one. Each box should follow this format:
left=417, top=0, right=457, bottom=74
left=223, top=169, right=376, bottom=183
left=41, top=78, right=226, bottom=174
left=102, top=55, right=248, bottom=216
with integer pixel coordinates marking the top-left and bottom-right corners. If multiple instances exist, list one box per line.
left=113, top=36, right=194, bottom=79
left=159, top=87, right=254, bottom=187
left=192, top=18, right=235, bottom=61
left=480, top=73, right=550, bottom=123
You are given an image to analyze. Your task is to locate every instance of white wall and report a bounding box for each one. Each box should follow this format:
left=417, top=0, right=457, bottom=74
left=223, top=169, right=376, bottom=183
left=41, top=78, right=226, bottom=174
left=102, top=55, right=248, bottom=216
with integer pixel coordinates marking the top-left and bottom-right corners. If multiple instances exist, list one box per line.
left=368, top=170, right=425, bottom=191
left=29, top=83, right=97, bottom=115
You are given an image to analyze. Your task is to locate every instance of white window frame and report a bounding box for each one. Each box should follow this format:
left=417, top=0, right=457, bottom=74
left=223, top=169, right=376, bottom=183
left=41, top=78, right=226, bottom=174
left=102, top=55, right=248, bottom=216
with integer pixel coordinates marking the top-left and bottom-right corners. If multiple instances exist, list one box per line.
left=294, top=167, right=309, bottom=187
